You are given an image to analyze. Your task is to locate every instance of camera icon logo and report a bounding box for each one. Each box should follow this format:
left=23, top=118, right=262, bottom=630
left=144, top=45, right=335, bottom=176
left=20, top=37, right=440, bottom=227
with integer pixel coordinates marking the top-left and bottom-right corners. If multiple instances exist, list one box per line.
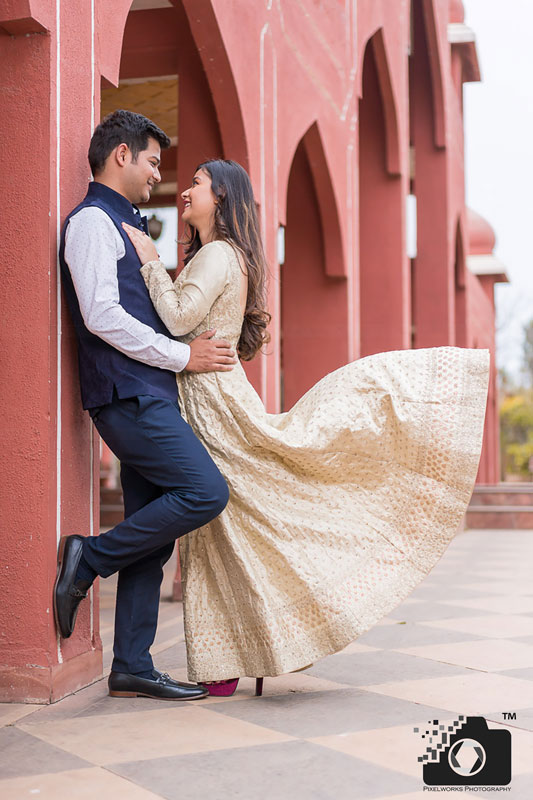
left=413, top=715, right=511, bottom=786
left=448, top=737, right=486, bottom=777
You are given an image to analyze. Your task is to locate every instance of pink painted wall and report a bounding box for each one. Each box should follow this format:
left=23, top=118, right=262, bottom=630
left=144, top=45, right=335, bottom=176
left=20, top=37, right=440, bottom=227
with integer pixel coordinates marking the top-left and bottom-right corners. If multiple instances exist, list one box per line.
left=1, top=23, right=58, bottom=703
left=466, top=271, right=500, bottom=484
left=0, top=0, right=105, bottom=703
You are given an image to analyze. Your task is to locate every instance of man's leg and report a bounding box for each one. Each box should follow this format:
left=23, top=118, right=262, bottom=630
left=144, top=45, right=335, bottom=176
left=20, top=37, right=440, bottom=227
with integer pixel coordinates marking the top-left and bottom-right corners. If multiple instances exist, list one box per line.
left=113, top=462, right=174, bottom=675
left=86, top=395, right=228, bottom=675
left=85, top=395, right=228, bottom=577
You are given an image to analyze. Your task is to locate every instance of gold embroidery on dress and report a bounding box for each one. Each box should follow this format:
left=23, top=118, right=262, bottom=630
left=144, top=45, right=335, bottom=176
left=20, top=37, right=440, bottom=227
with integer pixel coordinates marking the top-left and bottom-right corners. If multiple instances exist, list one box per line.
left=141, top=241, right=490, bottom=681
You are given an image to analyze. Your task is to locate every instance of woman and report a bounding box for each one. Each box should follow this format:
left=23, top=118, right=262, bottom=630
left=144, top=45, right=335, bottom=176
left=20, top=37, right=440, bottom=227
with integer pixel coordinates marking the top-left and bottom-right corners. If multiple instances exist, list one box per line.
left=122, top=159, right=489, bottom=697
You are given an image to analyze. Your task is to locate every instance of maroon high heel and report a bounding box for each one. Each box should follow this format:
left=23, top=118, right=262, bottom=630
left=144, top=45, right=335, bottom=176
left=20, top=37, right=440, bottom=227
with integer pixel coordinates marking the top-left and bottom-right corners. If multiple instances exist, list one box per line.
left=203, top=679, right=239, bottom=697
left=203, top=677, right=264, bottom=697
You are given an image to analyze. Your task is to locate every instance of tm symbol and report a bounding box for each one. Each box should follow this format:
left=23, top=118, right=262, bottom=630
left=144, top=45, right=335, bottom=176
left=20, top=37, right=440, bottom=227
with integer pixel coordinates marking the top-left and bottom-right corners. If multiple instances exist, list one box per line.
left=503, top=712, right=516, bottom=720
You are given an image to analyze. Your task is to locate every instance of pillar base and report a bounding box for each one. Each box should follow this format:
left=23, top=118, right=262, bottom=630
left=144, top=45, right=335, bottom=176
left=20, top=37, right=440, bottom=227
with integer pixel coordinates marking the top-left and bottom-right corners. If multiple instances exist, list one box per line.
left=0, top=647, right=103, bottom=704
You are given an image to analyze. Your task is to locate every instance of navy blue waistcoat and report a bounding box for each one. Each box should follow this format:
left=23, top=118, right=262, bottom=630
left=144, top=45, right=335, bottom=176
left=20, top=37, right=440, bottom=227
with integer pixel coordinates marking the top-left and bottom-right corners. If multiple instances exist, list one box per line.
left=59, top=182, right=179, bottom=409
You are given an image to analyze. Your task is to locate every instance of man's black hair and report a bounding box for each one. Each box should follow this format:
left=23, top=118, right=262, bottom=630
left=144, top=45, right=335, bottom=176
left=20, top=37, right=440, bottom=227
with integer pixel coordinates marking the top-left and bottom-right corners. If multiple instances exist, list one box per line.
left=88, top=109, right=171, bottom=175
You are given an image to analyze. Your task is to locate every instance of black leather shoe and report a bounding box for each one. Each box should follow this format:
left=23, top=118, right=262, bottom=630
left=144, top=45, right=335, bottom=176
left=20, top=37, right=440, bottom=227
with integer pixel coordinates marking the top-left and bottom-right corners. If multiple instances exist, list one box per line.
left=108, top=670, right=209, bottom=700
left=53, top=535, right=91, bottom=638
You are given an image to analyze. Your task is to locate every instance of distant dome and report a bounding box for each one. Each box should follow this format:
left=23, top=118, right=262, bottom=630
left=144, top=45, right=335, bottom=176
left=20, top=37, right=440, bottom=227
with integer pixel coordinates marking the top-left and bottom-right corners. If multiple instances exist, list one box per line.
left=467, top=208, right=496, bottom=255
left=449, top=0, right=465, bottom=23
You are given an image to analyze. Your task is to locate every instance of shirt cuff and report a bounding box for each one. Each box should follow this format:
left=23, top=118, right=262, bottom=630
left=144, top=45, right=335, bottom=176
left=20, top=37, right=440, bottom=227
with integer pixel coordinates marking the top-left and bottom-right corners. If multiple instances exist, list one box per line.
left=176, top=343, right=191, bottom=372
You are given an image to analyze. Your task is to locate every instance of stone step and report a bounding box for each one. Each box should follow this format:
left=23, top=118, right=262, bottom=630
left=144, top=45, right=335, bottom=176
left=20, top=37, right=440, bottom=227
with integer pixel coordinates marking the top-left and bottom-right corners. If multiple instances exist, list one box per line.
left=100, top=466, right=112, bottom=487
left=100, top=488, right=123, bottom=506
left=470, top=483, right=533, bottom=507
left=470, top=493, right=533, bottom=506
left=474, top=483, right=533, bottom=492
left=100, top=504, right=124, bottom=527
left=466, top=505, right=533, bottom=530
left=100, top=485, right=124, bottom=527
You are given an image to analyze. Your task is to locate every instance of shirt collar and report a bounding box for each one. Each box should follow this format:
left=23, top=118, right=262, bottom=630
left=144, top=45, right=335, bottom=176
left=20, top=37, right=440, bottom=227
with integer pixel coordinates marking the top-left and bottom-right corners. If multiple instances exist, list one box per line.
left=86, top=181, right=143, bottom=222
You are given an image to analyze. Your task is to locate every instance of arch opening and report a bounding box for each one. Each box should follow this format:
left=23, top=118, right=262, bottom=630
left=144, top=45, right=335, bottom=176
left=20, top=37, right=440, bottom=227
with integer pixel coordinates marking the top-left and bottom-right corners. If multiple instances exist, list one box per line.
left=358, top=32, right=407, bottom=358
left=281, top=130, right=348, bottom=411
left=409, top=0, right=450, bottom=348
left=358, top=27, right=401, bottom=176
left=101, top=1, right=224, bottom=223
left=410, top=0, right=446, bottom=148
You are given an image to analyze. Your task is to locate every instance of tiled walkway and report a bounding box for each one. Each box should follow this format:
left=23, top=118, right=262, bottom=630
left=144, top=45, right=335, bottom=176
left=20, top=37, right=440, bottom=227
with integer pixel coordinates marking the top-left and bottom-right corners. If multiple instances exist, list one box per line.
left=1, top=529, right=533, bottom=799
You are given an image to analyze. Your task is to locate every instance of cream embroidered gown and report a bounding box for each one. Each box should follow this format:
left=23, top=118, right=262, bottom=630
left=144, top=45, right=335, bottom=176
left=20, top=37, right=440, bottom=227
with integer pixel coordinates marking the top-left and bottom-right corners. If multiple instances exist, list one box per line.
left=140, top=240, right=489, bottom=682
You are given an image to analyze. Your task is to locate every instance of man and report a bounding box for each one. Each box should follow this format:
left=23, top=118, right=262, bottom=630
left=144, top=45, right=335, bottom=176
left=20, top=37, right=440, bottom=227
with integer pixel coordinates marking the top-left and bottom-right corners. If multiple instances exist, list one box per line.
left=54, top=109, right=235, bottom=701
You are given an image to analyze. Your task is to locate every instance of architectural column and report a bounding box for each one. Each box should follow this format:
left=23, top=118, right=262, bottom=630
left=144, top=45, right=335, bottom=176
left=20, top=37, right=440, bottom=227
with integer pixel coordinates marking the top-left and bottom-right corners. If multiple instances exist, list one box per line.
left=466, top=209, right=508, bottom=484
left=358, top=31, right=408, bottom=357
left=410, top=0, right=451, bottom=348
left=0, top=1, right=101, bottom=703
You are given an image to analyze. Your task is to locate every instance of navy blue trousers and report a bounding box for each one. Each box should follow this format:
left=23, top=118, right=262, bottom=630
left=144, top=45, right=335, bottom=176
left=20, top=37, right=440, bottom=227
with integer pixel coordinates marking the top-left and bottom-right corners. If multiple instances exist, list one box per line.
left=85, top=394, right=229, bottom=675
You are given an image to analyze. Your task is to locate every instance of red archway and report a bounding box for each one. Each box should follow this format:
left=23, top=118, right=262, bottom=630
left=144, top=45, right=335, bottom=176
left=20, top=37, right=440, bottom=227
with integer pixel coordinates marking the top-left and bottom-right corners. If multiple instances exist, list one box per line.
left=180, top=0, right=249, bottom=170
left=281, top=125, right=348, bottom=410
left=97, top=0, right=248, bottom=170
left=409, top=0, right=451, bottom=347
left=99, top=0, right=231, bottom=272
left=301, top=122, right=346, bottom=278
left=418, top=0, right=446, bottom=148
left=358, top=30, right=407, bottom=357
left=357, top=27, right=401, bottom=177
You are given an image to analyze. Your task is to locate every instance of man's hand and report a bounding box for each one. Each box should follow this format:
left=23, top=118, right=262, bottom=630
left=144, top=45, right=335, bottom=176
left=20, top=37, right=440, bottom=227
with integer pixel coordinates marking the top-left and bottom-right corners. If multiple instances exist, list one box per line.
left=185, top=330, right=237, bottom=373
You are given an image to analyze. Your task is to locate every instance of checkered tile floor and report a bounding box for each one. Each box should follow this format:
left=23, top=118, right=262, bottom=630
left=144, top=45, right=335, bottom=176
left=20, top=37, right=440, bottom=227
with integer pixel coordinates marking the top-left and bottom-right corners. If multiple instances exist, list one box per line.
left=1, top=529, right=533, bottom=799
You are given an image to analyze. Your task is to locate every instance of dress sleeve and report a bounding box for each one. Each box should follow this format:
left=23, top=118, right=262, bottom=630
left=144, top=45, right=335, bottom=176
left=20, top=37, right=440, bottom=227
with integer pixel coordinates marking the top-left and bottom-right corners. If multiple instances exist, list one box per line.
left=140, top=242, right=231, bottom=337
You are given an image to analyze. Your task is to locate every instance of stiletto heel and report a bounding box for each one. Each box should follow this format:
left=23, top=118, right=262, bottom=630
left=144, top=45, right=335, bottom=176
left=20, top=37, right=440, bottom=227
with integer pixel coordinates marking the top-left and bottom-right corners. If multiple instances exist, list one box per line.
left=203, top=679, right=239, bottom=697
left=203, top=678, right=264, bottom=697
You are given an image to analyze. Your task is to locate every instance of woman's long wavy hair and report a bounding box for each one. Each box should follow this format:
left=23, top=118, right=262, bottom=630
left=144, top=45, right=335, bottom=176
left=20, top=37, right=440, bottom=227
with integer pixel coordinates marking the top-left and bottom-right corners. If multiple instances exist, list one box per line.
left=182, top=159, right=271, bottom=361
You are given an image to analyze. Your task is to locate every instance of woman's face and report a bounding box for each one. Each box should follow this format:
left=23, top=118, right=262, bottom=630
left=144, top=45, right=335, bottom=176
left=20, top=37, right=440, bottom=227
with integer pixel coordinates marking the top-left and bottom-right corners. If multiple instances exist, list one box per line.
left=181, top=169, right=217, bottom=230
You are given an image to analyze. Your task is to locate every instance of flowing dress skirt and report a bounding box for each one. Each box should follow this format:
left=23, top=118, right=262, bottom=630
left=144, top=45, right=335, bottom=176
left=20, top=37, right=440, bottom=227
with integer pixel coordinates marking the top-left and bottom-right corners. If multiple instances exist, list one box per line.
left=177, top=346, right=489, bottom=681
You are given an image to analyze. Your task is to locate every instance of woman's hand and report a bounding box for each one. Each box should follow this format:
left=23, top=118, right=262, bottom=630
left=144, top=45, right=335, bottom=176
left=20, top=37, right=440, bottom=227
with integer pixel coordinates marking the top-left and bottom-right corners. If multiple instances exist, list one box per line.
left=122, top=222, right=159, bottom=266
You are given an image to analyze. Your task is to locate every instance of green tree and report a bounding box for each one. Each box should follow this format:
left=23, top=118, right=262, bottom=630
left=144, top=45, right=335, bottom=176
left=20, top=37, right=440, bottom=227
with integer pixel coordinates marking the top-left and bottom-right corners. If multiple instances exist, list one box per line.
left=500, top=393, right=533, bottom=478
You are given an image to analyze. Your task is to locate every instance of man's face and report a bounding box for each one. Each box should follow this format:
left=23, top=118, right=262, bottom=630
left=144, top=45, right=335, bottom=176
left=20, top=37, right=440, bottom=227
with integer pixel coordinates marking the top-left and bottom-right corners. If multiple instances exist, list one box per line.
left=122, top=137, right=162, bottom=204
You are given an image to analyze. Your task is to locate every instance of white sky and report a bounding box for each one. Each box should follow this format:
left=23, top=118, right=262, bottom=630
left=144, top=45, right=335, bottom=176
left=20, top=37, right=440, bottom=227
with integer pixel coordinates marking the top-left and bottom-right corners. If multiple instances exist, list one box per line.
left=463, top=0, right=533, bottom=381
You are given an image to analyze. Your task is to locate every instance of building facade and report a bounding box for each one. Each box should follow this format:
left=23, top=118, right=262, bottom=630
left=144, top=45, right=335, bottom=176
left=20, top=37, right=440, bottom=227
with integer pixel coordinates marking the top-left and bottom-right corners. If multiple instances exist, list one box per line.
left=0, top=0, right=505, bottom=702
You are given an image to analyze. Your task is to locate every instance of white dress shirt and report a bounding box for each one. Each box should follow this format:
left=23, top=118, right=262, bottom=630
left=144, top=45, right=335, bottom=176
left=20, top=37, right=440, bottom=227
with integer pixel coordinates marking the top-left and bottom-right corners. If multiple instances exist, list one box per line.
left=64, top=206, right=190, bottom=372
